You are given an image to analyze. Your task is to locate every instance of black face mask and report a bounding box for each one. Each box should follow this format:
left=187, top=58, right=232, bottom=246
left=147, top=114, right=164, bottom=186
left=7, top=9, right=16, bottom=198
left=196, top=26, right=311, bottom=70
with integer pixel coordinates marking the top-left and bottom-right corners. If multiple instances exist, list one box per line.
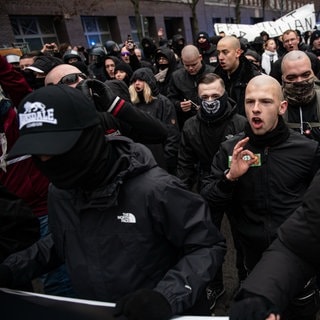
left=33, top=125, right=114, bottom=190
left=20, top=70, right=41, bottom=89
left=199, top=92, right=228, bottom=121
left=158, top=63, right=169, bottom=71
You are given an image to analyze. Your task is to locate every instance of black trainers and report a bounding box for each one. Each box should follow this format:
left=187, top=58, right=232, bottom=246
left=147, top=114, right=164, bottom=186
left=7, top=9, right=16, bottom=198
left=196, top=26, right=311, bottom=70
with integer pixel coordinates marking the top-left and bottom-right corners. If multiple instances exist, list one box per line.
left=206, top=285, right=225, bottom=310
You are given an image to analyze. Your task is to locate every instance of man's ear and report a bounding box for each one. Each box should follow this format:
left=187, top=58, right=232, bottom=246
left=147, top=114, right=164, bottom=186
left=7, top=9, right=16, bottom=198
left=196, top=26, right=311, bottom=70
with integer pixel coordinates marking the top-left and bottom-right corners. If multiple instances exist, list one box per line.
left=279, top=100, right=288, bottom=115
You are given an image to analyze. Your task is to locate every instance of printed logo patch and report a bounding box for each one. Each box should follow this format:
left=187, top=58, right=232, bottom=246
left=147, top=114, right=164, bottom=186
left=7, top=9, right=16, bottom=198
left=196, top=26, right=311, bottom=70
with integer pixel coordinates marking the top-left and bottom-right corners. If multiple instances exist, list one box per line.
left=117, top=212, right=136, bottom=223
left=19, top=101, right=57, bottom=129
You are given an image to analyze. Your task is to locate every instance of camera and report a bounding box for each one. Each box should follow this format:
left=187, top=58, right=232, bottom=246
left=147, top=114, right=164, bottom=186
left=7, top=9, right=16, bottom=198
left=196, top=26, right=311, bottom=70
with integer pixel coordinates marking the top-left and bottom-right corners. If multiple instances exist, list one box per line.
left=127, top=35, right=134, bottom=50
left=127, top=42, right=134, bottom=50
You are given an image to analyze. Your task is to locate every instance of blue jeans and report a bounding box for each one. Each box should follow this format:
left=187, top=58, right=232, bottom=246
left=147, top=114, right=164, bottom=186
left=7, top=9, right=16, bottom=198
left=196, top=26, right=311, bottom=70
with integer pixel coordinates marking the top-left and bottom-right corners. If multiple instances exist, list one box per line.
left=38, top=215, right=76, bottom=297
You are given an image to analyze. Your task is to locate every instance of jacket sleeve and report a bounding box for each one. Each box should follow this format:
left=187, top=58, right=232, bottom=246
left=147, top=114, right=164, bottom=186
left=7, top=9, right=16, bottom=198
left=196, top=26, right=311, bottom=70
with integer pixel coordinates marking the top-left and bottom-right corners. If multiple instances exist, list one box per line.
left=2, top=234, right=63, bottom=288
left=160, top=97, right=180, bottom=173
left=237, top=168, right=320, bottom=312
left=200, top=138, right=238, bottom=211
left=176, top=126, right=198, bottom=190
left=151, top=177, right=226, bottom=314
left=110, top=101, right=168, bottom=144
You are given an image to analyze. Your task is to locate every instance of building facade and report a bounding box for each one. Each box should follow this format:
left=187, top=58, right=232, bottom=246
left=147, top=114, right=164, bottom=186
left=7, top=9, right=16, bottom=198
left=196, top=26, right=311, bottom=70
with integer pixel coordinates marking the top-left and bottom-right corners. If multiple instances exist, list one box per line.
left=0, top=0, right=317, bottom=52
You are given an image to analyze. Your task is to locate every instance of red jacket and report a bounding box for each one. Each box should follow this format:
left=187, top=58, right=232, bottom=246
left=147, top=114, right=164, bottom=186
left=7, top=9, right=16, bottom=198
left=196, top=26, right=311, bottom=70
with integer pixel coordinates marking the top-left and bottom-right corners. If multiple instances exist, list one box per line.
left=0, top=56, right=49, bottom=217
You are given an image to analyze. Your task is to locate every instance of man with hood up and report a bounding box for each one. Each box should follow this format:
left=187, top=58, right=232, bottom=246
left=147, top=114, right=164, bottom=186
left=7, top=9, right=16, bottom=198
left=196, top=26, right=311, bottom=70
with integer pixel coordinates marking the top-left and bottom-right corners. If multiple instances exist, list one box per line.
left=154, top=47, right=179, bottom=96
left=0, top=84, right=226, bottom=319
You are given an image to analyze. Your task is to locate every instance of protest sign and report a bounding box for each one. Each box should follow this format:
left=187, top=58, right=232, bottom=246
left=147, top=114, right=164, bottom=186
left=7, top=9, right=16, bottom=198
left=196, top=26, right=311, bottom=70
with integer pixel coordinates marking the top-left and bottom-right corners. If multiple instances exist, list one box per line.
left=214, top=3, right=316, bottom=41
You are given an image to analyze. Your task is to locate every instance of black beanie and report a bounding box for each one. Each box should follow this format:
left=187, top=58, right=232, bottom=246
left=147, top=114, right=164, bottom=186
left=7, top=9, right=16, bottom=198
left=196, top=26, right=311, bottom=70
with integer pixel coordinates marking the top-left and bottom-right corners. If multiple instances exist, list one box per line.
left=310, top=30, right=320, bottom=45
left=197, top=32, right=209, bottom=42
left=114, top=62, right=133, bottom=79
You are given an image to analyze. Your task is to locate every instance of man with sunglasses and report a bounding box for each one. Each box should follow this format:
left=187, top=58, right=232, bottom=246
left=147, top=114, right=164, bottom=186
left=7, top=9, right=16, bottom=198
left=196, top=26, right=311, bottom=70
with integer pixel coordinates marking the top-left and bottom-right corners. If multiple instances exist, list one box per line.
left=120, top=41, right=141, bottom=71
left=45, top=64, right=168, bottom=145
left=281, top=50, right=320, bottom=143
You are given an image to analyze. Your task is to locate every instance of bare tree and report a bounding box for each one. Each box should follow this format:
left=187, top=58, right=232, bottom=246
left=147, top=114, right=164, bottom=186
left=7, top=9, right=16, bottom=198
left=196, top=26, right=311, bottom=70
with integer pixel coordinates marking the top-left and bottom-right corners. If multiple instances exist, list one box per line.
left=186, top=0, right=200, bottom=41
left=234, top=0, right=241, bottom=23
left=55, top=0, right=101, bottom=17
left=130, top=0, right=143, bottom=42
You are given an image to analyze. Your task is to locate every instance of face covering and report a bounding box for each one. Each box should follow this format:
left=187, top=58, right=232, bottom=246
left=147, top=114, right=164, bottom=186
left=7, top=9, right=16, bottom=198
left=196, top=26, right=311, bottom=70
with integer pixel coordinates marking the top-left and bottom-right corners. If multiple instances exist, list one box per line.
left=201, top=92, right=228, bottom=114
left=158, top=63, right=169, bottom=71
left=200, top=92, right=228, bottom=121
left=33, top=125, right=113, bottom=190
left=283, top=77, right=315, bottom=106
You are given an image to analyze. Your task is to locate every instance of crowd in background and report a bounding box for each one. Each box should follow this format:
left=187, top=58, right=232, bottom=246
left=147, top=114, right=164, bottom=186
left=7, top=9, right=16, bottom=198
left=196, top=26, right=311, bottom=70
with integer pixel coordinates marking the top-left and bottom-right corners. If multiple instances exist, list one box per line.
left=2, top=25, right=320, bottom=320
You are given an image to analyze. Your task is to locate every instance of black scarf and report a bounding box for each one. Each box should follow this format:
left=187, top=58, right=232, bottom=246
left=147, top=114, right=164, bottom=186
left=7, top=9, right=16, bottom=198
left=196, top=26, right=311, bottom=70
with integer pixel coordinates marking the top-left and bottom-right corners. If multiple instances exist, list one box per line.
left=33, top=125, right=116, bottom=190
left=244, top=116, right=290, bottom=148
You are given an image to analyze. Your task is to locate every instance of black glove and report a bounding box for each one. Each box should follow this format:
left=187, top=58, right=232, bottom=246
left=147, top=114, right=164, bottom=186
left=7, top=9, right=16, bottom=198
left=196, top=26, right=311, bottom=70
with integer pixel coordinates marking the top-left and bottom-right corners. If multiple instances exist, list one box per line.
left=114, top=289, right=173, bottom=320
left=77, top=79, right=124, bottom=113
left=0, top=264, right=13, bottom=287
left=230, top=295, right=279, bottom=320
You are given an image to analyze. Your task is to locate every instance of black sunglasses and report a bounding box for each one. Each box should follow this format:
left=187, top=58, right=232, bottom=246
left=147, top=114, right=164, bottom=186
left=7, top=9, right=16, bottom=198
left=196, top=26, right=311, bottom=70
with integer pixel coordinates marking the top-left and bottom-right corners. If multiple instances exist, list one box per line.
left=58, top=73, right=87, bottom=85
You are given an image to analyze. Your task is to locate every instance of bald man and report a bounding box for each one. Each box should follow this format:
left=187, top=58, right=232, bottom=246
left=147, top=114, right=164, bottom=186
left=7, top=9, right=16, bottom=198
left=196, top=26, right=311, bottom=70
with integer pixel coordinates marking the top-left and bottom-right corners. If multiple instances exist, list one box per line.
left=281, top=50, right=320, bottom=143
left=214, top=36, right=261, bottom=116
left=45, top=64, right=86, bottom=87
left=168, top=44, right=215, bottom=129
left=201, top=75, right=320, bottom=319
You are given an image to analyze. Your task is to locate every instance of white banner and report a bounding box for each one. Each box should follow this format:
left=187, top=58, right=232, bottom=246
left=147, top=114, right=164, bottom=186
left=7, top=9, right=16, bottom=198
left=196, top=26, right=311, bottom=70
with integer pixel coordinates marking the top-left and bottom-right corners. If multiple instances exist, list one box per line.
left=214, top=4, right=316, bottom=42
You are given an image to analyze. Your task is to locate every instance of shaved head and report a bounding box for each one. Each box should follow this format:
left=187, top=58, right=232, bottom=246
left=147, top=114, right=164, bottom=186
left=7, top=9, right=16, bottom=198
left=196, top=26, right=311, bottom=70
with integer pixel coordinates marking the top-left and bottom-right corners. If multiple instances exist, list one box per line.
left=245, top=75, right=287, bottom=135
left=247, top=74, right=284, bottom=100
left=281, top=50, right=311, bottom=73
left=181, top=45, right=203, bottom=75
left=45, top=64, right=83, bottom=86
left=181, top=45, right=201, bottom=60
left=217, top=36, right=241, bottom=50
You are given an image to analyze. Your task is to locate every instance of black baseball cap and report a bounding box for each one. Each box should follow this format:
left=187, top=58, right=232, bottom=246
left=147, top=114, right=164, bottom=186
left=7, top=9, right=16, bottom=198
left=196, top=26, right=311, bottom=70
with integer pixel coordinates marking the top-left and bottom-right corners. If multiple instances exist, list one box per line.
left=8, top=85, right=100, bottom=158
left=26, top=55, right=63, bottom=74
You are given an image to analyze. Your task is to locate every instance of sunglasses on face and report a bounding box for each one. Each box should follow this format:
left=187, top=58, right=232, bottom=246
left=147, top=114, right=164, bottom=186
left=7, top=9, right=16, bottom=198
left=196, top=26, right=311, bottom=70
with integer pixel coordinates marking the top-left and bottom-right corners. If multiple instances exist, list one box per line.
left=58, top=73, right=87, bottom=85
left=121, top=52, right=131, bottom=57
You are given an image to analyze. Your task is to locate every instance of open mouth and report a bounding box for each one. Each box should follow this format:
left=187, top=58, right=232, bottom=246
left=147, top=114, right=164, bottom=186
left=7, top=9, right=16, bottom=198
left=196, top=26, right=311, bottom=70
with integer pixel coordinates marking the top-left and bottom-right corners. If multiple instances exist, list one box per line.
left=251, top=117, right=263, bottom=128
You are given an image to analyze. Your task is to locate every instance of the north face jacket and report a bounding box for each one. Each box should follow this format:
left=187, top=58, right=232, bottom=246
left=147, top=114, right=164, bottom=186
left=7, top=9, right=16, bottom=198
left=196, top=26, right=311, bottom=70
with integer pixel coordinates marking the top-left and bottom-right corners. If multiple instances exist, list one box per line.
left=3, top=136, right=226, bottom=315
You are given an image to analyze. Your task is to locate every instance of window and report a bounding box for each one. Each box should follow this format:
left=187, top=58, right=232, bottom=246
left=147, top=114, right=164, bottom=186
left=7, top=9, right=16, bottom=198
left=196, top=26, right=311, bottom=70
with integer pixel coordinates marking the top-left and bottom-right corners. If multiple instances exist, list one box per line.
left=9, top=16, right=58, bottom=51
left=81, top=16, right=112, bottom=47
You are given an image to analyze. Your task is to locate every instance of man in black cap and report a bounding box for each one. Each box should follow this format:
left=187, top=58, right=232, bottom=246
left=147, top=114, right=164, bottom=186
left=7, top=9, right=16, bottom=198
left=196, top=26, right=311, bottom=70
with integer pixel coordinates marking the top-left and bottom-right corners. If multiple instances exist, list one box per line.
left=0, top=84, right=226, bottom=319
left=195, top=31, right=218, bottom=67
left=26, top=55, right=63, bottom=88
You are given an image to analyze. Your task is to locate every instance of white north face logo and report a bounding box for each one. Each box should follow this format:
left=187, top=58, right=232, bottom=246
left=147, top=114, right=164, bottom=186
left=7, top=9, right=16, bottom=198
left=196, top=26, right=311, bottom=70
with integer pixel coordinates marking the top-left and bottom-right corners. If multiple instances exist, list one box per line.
left=117, top=213, right=136, bottom=223
left=19, top=101, right=58, bottom=129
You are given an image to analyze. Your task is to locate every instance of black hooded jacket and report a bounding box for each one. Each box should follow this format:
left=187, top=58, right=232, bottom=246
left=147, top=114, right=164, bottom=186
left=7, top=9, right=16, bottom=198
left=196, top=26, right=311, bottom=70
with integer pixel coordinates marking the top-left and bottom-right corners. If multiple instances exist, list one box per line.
left=130, top=67, right=180, bottom=173
left=154, top=47, right=179, bottom=96
left=2, top=136, right=226, bottom=315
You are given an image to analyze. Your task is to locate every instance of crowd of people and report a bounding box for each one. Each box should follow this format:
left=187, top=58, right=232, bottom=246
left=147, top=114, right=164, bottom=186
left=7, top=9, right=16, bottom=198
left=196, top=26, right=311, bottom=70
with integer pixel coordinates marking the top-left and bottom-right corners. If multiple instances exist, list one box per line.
left=1, top=27, right=320, bottom=320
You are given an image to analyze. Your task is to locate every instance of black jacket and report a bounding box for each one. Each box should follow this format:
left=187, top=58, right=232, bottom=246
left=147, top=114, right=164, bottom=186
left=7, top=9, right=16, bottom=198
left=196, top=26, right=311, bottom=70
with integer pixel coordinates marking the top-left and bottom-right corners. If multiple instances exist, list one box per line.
left=214, top=55, right=260, bottom=116
left=238, top=168, right=320, bottom=312
left=3, top=136, right=226, bottom=315
left=130, top=67, right=180, bottom=173
left=177, top=98, right=247, bottom=190
left=154, top=47, right=179, bottom=96
left=0, top=184, right=39, bottom=262
left=201, top=130, right=320, bottom=270
left=168, top=62, right=215, bottom=129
